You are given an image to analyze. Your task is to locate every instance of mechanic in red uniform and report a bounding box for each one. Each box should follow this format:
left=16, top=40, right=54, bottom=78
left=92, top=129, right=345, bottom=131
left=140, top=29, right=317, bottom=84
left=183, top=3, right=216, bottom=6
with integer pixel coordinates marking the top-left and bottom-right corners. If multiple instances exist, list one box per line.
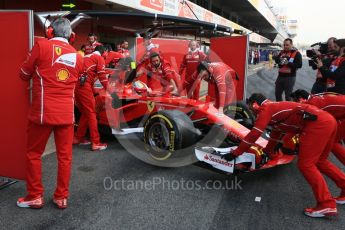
left=136, top=52, right=181, bottom=95
left=118, top=40, right=130, bottom=58
left=84, top=33, right=102, bottom=55
left=137, top=36, right=160, bottom=70
left=74, top=45, right=108, bottom=151
left=104, top=44, right=125, bottom=68
left=291, top=89, right=345, bottom=166
left=17, top=18, right=83, bottom=209
left=179, top=40, right=207, bottom=96
left=188, top=61, right=236, bottom=114
left=222, top=93, right=345, bottom=217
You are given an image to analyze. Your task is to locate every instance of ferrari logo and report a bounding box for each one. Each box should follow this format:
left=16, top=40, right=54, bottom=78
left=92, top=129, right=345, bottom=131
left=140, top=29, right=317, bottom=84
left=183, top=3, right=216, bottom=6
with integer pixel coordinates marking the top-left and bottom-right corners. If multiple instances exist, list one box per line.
left=147, top=101, right=155, bottom=112
left=55, top=46, right=62, bottom=56
left=56, top=68, right=70, bottom=82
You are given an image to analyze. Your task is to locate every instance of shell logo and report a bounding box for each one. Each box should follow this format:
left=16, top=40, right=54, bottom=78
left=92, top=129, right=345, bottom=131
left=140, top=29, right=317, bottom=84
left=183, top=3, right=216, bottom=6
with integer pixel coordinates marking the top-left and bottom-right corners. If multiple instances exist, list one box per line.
left=56, top=69, right=70, bottom=82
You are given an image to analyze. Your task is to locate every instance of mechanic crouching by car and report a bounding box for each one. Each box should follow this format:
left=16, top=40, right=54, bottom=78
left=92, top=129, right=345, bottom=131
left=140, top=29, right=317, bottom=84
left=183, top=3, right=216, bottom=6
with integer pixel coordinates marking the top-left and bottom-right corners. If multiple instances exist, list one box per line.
left=136, top=52, right=182, bottom=96
left=74, top=45, right=108, bottom=151
left=187, top=61, right=236, bottom=114
left=179, top=40, right=207, bottom=96
left=274, top=38, right=302, bottom=101
left=222, top=93, right=345, bottom=218
left=291, top=89, right=345, bottom=166
left=18, top=18, right=83, bottom=209
left=316, top=38, right=345, bottom=94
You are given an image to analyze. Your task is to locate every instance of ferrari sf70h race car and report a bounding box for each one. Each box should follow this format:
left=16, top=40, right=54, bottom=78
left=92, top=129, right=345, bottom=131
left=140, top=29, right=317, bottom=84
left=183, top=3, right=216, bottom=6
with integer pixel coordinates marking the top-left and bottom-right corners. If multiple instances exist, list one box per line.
left=89, top=65, right=295, bottom=174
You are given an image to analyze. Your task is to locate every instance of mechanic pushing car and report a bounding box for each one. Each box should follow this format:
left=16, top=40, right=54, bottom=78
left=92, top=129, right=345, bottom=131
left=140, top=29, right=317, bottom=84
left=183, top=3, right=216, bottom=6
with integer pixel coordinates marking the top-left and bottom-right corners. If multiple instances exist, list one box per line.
left=291, top=89, right=345, bottom=166
left=74, top=45, right=108, bottom=151
left=179, top=40, right=207, bottom=95
left=17, top=18, right=83, bottom=209
left=136, top=52, right=182, bottom=95
left=187, top=61, right=236, bottom=114
left=222, top=93, right=345, bottom=218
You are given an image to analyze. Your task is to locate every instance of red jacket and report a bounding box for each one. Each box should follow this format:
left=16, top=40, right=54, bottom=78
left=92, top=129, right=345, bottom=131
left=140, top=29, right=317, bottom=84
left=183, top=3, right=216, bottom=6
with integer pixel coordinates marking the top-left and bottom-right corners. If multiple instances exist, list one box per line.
left=234, top=101, right=327, bottom=156
left=119, top=48, right=130, bottom=58
left=187, top=62, right=236, bottom=107
left=179, top=50, right=207, bottom=77
left=306, top=94, right=345, bottom=120
left=137, top=45, right=160, bottom=70
left=84, top=41, right=102, bottom=55
left=20, top=37, right=83, bottom=125
left=144, top=60, right=182, bottom=93
left=105, top=51, right=125, bottom=67
left=80, top=51, right=108, bottom=90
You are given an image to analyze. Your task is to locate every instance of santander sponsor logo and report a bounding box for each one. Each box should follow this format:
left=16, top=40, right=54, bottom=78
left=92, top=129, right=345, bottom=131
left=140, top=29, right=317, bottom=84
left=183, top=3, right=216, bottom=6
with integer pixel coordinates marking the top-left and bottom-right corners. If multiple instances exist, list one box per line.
left=204, top=154, right=233, bottom=167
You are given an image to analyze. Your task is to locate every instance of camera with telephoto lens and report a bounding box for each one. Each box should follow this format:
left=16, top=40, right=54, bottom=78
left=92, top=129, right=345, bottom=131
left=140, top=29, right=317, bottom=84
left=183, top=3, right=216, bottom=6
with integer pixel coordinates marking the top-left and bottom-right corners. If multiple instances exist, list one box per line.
left=306, top=42, right=328, bottom=70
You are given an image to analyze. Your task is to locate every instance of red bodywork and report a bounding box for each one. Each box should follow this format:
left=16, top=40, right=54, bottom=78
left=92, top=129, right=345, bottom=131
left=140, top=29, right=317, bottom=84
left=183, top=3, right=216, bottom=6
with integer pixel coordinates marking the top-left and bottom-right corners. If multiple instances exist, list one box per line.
left=93, top=75, right=294, bottom=171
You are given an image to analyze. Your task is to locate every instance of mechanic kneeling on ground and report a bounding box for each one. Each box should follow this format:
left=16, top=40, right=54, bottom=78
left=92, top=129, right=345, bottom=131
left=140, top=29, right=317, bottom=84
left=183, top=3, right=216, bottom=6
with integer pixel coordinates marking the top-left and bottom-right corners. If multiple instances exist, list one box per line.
left=222, top=93, right=345, bottom=218
left=74, top=45, right=108, bottom=151
left=187, top=61, right=236, bottom=114
left=136, top=52, right=182, bottom=95
left=18, top=18, right=83, bottom=209
left=291, top=89, right=345, bottom=166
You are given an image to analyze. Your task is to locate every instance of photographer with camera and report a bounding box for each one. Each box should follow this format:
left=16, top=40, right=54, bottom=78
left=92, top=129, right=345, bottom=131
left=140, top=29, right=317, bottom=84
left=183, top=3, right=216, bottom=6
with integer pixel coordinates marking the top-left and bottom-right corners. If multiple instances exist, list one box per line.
left=274, top=38, right=302, bottom=101
left=309, top=37, right=338, bottom=94
left=316, top=39, right=345, bottom=94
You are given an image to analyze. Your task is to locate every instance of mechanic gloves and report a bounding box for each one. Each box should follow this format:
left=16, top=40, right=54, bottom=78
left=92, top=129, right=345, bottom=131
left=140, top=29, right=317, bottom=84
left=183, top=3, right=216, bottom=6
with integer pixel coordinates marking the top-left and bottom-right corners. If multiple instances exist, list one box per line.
left=221, top=150, right=237, bottom=162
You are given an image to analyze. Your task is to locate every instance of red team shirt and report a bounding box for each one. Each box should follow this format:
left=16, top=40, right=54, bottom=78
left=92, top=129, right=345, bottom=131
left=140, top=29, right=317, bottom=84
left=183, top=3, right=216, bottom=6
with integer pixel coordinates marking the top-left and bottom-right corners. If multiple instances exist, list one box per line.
left=187, top=62, right=236, bottom=108
left=84, top=41, right=102, bottom=55
left=20, top=37, right=83, bottom=125
left=179, top=49, right=207, bottom=79
left=81, top=51, right=108, bottom=90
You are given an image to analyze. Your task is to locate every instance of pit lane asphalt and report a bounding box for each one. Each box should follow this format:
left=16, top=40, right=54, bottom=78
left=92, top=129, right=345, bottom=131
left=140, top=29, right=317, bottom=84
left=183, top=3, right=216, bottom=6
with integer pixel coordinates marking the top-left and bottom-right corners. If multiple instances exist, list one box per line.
left=1, top=60, right=345, bottom=230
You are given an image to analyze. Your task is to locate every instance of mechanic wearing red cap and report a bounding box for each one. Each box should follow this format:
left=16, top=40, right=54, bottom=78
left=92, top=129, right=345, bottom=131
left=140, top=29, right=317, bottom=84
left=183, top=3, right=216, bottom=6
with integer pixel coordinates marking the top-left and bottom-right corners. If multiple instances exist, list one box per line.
left=84, top=33, right=102, bottom=55
left=18, top=18, right=83, bottom=209
left=188, top=61, right=236, bottom=114
left=223, top=93, right=345, bottom=218
left=74, top=45, right=108, bottom=151
left=137, top=52, right=181, bottom=95
left=291, top=89, right=345, bottom=166
left=179, top=40, right=207, bottom=95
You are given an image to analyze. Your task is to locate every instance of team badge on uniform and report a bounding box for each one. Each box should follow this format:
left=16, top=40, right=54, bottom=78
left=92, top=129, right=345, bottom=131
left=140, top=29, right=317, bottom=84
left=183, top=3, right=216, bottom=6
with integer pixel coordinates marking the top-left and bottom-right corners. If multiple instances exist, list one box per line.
left=56, top=68, right=70, bottom=82
left=55, top=46, right=62, bottom=56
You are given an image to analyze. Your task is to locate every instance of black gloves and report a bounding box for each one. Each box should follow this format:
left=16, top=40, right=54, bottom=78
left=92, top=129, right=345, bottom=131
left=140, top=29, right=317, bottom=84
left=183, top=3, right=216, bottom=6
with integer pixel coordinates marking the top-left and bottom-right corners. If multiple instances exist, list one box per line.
left=221, top=150, right=238, bottom=161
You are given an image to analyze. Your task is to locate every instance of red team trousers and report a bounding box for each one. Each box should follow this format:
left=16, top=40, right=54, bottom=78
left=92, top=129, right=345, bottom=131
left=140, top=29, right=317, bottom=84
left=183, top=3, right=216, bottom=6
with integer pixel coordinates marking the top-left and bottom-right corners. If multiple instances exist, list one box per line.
left=75, top=83, right=101, bottom=144
left=26, top=121, right=74, bottom=199
left=298, top=113, right=345, bottom=208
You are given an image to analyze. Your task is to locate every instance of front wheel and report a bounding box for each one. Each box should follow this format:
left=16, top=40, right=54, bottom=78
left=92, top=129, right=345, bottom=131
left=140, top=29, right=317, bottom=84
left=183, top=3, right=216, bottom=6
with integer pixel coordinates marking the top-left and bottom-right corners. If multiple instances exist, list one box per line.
left=143, top=110, right=199, bottom=164
left=224, top=101, right=255, bottom=129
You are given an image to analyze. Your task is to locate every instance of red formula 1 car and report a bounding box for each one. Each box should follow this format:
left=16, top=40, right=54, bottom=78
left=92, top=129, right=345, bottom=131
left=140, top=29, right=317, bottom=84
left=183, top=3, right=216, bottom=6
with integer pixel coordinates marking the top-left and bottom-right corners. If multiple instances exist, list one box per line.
left=91, top=66, right=295, bottom=174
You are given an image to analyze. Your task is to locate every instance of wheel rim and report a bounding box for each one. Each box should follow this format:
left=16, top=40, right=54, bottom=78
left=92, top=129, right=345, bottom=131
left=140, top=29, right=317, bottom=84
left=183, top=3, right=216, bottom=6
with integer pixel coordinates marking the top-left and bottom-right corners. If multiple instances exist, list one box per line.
left=148, top=121, right=171, bottom=152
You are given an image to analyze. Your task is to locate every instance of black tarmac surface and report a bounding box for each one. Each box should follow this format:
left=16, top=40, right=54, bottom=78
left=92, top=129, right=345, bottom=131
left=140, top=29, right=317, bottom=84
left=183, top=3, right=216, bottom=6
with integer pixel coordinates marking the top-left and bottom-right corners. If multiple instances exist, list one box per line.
left=1, top=60, right=345, bottom=229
